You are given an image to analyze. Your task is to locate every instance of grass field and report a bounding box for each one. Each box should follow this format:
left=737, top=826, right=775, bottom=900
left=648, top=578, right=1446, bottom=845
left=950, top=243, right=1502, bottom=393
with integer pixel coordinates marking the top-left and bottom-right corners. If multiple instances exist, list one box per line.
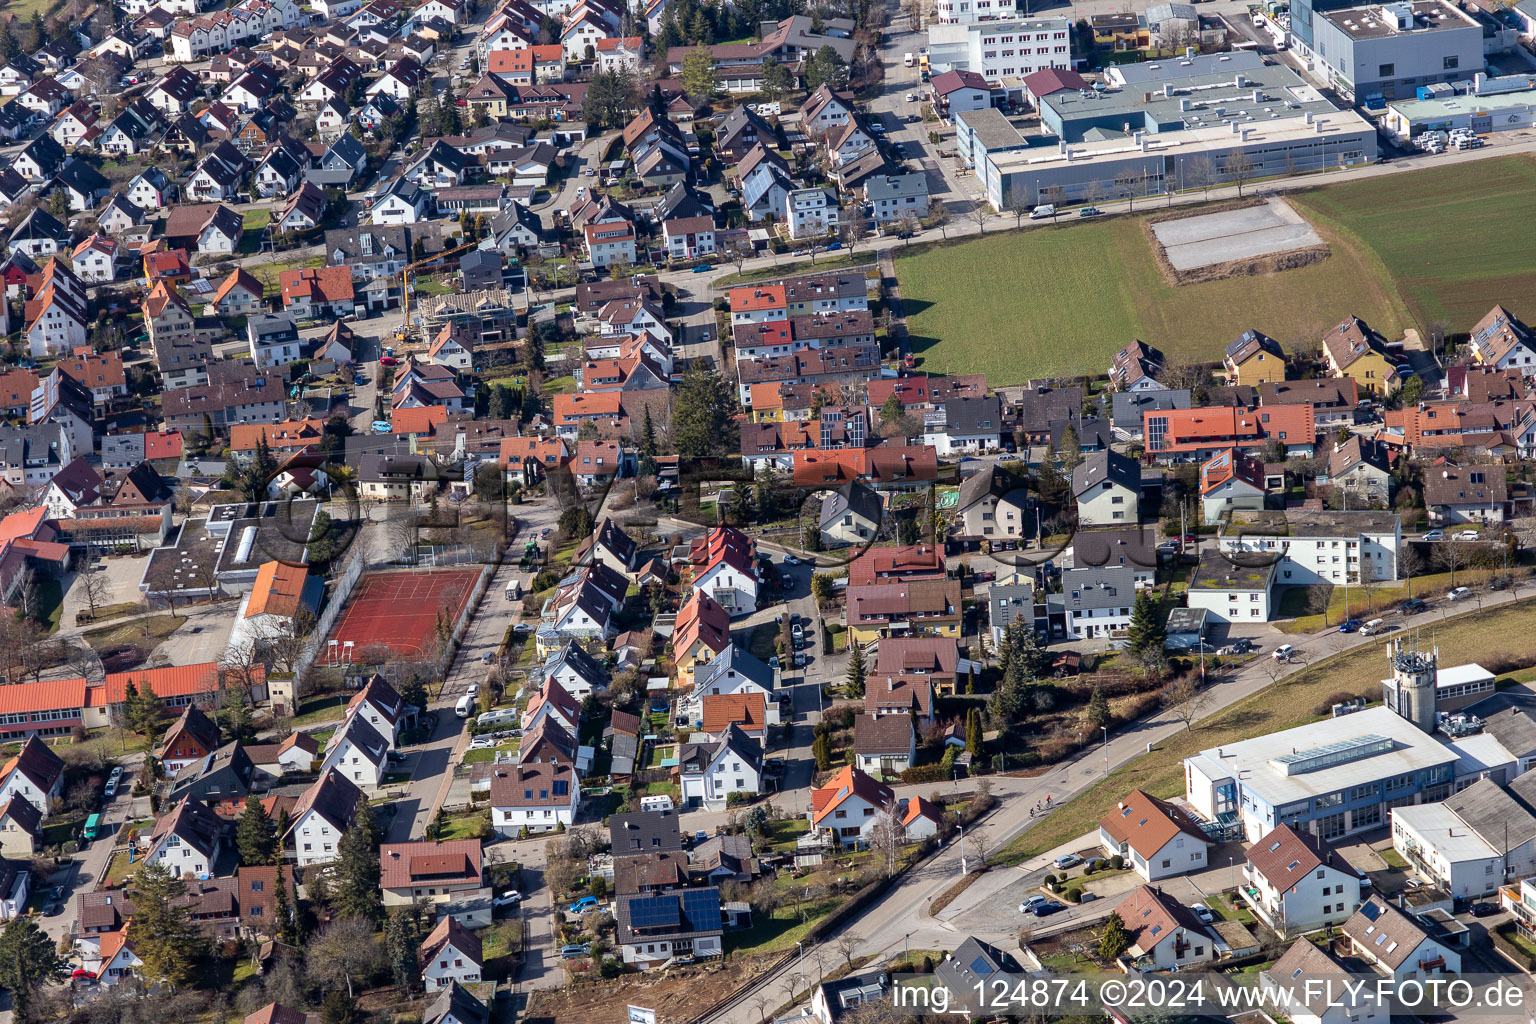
left=900, top=156, right=1536, bottom=382
left=898, top=211, right=1408, bottom=382
left=996, top=598, right=1536, bottom=865
left=1288, top=156, right=1536, bottom=331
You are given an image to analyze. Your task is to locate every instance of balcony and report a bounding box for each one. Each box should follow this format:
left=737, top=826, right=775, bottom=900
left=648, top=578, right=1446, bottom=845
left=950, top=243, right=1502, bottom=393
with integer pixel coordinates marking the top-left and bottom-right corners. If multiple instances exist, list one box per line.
left=1236, top=883, right=1288, bottom=937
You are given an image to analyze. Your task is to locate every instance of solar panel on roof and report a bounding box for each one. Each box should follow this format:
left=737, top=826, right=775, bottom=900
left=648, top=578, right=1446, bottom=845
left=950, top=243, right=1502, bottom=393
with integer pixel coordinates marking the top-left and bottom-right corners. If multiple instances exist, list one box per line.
left=970, top=956, right=993, bottom=976
left=681, top=889, right=721, bottom=929
left=628, top=894, right=680, bottom=929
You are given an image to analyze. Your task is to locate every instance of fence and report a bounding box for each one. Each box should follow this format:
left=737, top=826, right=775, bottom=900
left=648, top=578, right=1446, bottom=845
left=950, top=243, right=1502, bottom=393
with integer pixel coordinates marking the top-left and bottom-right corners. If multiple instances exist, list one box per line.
left=294, top=544, right=369, bottom=676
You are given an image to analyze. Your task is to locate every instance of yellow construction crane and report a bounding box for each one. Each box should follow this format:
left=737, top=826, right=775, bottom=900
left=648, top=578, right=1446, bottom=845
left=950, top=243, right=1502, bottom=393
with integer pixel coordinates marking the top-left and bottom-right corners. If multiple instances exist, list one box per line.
left=394, top=239, right=483, bottom=342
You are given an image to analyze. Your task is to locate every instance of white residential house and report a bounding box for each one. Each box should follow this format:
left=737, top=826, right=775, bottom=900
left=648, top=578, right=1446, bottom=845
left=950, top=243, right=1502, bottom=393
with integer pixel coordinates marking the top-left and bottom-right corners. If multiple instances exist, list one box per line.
left=1097, top=789, right=1212, bottom=882
left=370, top=178, right=429, bottom=225
left=1061, top=567, right=1136, bottom=639
left=662, top=215, right=716, bottom=260
left=0, top=738, right=64, bottom=818
left=1072, top=449, right=1140, bottom=527
left=1261, top=942, right=1382, bottom=1024
left=141, top=797, right=223, bottom=879
left=1115, top=885, right=1217, bottom=972
left=345, top=674, right=406, bottom=748
left=321, top=714, right=391, bottom=788
left=489, top=762, right=579, bottom=835
left=541, top=643, right=607, bottom=703
left=784, top=188, right=839, bottom=240
left=677, top=725, right=763, bottom=809
left=690, top=525, right=760, bottom=617
left=809, top=765, right=894, bottom=847
left=70, top=235, right=118, bottom=283
left=285, top=769, right=363, bottom=866
left=1341, top=896, right=1462, bottom=981
left=420, top=916, right=483, bottom=991
left=1241, top=824, right=1364, bottom=938
left=1220, top=509, right=1401, bottom=585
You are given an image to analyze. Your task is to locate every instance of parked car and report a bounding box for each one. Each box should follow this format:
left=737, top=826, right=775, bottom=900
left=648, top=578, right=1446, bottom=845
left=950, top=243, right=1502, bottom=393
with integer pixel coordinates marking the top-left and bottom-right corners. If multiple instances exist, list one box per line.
left=1019, top=896, right=1049, bottom=913
left=379, top=355, right=399, bottom=366
left=1422, top=530, right=1445, bottom=541
left=691, top=264, right=714, bottom=273
left=71, top=969, right=93, bottom=979
left=567, top=896, right=599, bottom=914
left=1338, top=619, right=1362, bottom=633
left=1031, top=901, right=1066, bottom=917
left=494, top=890, right=522, bottom=908
left=1030, top=204, right=1056, bottom=219
left=783, top=554, right=801, bottom=566
left=1469, top=902, right=1500, bottom=917
left=1456, top=530, right=1481, bottom=541
left=1272, top=644, right=1296, bottom=661
left=1053, top=853, right=1081, bottom=870
left=1447, top=586, right=1471, bottom=601
left=1078, top=206, right=1102, bottom=217
left=1399, top=598, right=1427, bottom=614
left=694, top=830, right=710, bottom=845
left=560, top=944, right=591, bottom=959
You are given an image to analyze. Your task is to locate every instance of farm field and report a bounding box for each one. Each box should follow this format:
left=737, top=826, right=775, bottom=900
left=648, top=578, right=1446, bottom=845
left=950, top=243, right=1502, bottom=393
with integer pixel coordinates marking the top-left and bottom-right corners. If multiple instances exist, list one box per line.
left=900, top=156, right=1536, bottom=383
left=897, top=206, right=1408, bottom=383
left=996, top=597, right=1536, bottom=865
left=1287, top=155, right=1536, bottom=331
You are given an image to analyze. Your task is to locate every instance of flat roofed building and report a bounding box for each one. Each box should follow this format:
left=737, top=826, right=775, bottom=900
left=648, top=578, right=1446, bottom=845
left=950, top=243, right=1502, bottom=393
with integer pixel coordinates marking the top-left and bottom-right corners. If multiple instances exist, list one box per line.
left=1184, top=705, right=1459, bottom=842
left=981, top=110, right=1376, bottom=212
left=1311, top=0, right=1481, bottom=104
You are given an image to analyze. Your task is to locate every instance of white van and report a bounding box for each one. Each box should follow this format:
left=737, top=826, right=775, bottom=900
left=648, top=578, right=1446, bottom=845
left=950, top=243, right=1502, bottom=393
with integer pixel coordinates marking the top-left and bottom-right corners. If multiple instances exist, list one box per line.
left=904, top=52, right=914, bottom=67
left=455, top=694, right=476, bottom=718
left=505, top=578, right=522, bottom=601
left=640, top=795, right=674, bottom=812
left=1360, top=618, right=1386, bottom=636
left=1030, top=204, right=1056, bottom=220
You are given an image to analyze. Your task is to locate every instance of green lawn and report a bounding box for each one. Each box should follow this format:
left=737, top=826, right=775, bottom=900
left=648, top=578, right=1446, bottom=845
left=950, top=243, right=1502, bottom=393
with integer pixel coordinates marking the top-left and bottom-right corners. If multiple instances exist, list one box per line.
left=723, top=896, right=843, bottom=956
left=997, top=598, right=1536, bottom=865
left=291, top=694, right=351, bottom=726
left=897, top=208, right=1409, bottom=382
left=33, top=579, right=62, bottom=633
left=242, top=209, right=271, bottom=232
left=1288, top=155, right=1536, bottom=331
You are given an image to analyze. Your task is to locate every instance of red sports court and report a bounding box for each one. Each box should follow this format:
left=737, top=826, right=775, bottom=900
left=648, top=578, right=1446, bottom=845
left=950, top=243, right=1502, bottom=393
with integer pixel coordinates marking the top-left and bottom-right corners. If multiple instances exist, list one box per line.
left=326, top=568, right=480, bottom=661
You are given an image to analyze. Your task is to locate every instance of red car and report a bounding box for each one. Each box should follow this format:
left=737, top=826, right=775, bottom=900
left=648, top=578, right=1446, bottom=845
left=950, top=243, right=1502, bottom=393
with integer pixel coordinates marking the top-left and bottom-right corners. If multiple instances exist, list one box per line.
left=1182, top=535, right=1197, bottom=546
left=72, top=969, right=94, bottom=979
left=379, top=355, right=399, bottom=366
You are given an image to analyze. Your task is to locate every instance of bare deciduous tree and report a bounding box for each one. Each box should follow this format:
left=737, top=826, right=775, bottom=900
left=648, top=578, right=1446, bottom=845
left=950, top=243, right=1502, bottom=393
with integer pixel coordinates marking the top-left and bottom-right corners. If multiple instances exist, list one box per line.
left=870, top=795, right=906, bottom=877
left=1162, top=675, right=1213, bottom=731
left=309, top=916, right=384, bottom=998
left=1225, top=152, right=1256, bottom=197
left=835, top=932, right=860, bottom=969
left=79, top=563, right=113, bottom=620
left=967, top=198, right=988, bottom=235
left=1434, top=539, right=1467, bottom=587
left=1186, top=154, right=1216, bottom=200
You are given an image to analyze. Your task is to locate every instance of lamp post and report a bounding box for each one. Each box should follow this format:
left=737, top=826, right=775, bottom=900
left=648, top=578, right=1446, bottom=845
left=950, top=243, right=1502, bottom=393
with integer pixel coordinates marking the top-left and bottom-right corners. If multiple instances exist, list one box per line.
left=1101, top=725, right=1108, bottom=773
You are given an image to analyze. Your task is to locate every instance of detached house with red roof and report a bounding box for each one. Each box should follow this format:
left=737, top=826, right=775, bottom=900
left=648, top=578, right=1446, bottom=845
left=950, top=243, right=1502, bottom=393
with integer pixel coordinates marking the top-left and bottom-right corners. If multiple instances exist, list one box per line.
left=380, top=838, right=485, bottom=907
left=810, top=765, right=894, bottom=848
left=1113, top=885, right=1217, bottom=971
left=673, top=590, right=731, bottom=687
left=1098, top=789, right=1212, bottom=882
left=699, top=693, right=767, bottom=747
left=1242, top=823, right=1361, bottom=937
left=420, top=915, right=483, bottom=991
left=279, top=265, right=355, bottom=320
left=688, top=524, right=760, bottom=617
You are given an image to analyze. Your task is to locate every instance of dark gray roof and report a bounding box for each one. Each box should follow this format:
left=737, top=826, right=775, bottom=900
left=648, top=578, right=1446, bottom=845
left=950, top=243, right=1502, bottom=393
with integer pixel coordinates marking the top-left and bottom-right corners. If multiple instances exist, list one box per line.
left=546, top=641, right=607, bottom=692
left=609, top=809, right=682, bottom=854
left=1481, top=707, right=1536, bottom=762
left=988, top=582, right=1034, bottom=630
left=955, top=464, right=1029, bottom=515
left=864, top=172, right=928, bottom=202
left=1071, top=527, right=1156, bottom=574
left=1446, top=777, right=1536, bottom=850
left=1165, top=606, right=1208, bottom=635
left=1071, top=448, right=1141, bottom=498
left=1111, top=389, right=1192, bottom=430
left=1061, top=567, right=1136, bottom=611
left=816, top=968, right=889, bottom=1023
left=615, top=886, right=723, bottom=944
left=933, top=396, right=1001, bottom=437
left=935, top=937, right=1023, bottom=1005
left=424, top=982, right=487, bottom=1024
left=696, top=643, right=776, bottom=695
left=819, top=480, right=881, bottom=530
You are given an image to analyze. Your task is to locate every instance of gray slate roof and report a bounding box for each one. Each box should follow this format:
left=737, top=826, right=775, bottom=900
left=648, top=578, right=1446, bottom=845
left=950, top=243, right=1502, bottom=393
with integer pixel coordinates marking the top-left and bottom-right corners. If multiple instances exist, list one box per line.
left=1061, top=567, right=1136, bottom=611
